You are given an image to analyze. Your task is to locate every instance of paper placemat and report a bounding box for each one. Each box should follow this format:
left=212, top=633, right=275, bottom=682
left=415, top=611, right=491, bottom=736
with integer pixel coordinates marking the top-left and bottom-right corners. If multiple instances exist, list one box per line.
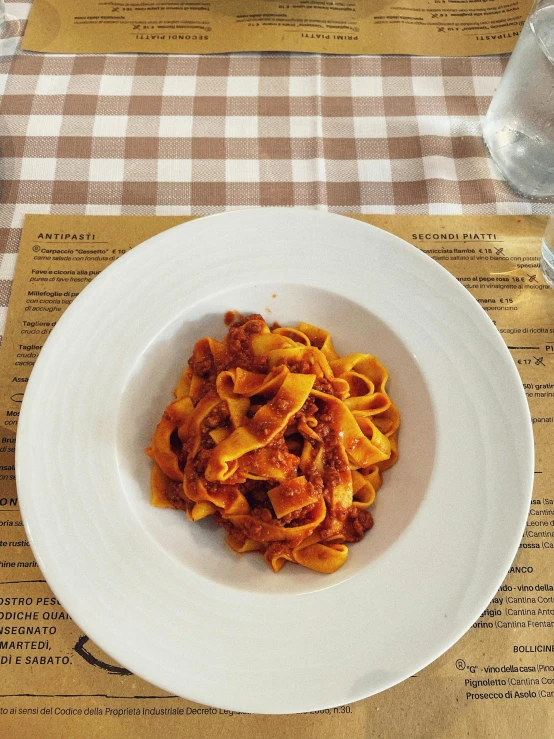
left=22, top=0, right=533, bottom=56
left=0, top=214, right=552, bottom=738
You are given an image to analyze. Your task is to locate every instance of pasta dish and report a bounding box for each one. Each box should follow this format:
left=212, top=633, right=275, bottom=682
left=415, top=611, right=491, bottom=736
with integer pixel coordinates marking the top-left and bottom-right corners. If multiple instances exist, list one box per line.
left=146, top=313, right=399, bottom=574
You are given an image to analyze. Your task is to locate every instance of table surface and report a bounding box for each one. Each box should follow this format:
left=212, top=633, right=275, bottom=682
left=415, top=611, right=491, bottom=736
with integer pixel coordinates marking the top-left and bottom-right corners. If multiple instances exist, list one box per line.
left=0, top=0, right=553, bottom=339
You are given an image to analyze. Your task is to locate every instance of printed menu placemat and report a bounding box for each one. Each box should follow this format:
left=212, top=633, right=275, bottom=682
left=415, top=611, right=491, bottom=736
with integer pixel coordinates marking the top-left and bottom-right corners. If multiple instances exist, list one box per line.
left=22, top=0, right=533, bottom=56
left=0, top=214, right=552, bottom=739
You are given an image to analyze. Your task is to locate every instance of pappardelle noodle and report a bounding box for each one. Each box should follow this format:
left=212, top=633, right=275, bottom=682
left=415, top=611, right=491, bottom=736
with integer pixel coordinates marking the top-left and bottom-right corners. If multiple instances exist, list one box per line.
left=146, top=313, right=399, bottom=574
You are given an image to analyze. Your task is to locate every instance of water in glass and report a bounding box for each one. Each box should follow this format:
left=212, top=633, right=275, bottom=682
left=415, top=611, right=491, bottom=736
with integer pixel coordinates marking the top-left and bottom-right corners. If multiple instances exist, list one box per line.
left=483, top=4, right=554, bottom=199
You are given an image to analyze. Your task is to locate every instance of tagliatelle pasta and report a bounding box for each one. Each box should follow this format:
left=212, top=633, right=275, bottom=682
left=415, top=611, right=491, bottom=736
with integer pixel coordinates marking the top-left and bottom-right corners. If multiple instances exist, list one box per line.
left=146, top=313, right=399, bottom=574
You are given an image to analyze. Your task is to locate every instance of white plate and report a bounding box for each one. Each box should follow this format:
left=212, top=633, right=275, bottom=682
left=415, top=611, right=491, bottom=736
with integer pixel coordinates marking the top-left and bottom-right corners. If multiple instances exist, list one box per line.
left=16, top=209, right=533, bottom=714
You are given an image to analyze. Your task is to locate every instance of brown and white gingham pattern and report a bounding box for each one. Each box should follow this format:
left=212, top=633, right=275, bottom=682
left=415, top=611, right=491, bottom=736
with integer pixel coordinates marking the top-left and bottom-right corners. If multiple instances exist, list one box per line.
left=0, top=0, right=553, bottom=334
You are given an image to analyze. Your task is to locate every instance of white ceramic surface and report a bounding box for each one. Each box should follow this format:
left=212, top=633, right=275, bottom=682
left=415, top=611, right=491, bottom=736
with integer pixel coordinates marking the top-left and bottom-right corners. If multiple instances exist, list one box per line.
left=16, top=209, right=534, bottom=714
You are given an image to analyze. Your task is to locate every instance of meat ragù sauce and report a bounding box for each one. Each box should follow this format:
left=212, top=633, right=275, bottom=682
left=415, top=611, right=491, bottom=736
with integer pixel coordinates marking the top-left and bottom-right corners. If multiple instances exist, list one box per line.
left=146, top=313, right=399, bottom=574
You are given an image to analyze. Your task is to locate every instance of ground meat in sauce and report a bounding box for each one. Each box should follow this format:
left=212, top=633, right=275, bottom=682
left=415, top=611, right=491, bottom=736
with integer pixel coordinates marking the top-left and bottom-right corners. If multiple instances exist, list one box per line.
left=163, top=480, right=188, bottom=510
left=297, top=397, right=318, bottom=418
left=279, top=501, right=317, bottom=525
left=313, top=377, right=334, bottom=394
left=342, top=507, right=374, bottom=543
left=178, top=448, right=188, bottom=471
left=224, top=310, right=238, bottom=326
left=222, top=314, right=269, bottom=373
left=193, top=447, right=212, bottom=475
left=251, top=507, right=274, bottom=524
left=277, top=358, right=313, bottom=375
left=203, top=402, right=230, bottom=429
left=191, top=377, right=217, bottom=402
left=189, top=356, right=213, bottom=378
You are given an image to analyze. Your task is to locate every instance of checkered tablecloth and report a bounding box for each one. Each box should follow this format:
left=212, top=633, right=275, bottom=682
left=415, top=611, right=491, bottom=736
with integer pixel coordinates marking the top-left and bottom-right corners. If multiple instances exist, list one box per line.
left=0, top=0, right=553, bottom=332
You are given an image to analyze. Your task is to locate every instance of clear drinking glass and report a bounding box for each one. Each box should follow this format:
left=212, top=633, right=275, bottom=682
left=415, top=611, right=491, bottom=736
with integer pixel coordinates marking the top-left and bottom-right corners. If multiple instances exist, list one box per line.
left=541, top=216, right=554, bottom=287
left=483, top=0, right=554, bottom=199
